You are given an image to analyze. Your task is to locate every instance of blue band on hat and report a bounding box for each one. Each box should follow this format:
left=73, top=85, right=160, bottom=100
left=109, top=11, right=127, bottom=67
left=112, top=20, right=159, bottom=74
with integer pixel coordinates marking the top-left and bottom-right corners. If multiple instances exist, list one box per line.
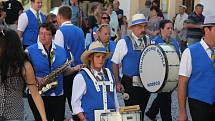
left=131, top=19, right=146, bottom=25
left=91, top=47, right=107, bottom=52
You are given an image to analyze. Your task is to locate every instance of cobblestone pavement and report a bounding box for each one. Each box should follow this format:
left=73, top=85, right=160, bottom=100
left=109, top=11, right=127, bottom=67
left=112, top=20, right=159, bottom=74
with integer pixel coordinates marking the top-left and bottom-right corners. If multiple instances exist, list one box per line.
left=24, top=90, right=191, bottom=121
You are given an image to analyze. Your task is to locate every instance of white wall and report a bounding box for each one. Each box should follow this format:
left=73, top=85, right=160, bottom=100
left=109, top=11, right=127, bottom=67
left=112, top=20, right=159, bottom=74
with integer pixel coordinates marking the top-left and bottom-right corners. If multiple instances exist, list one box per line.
left=198, top=0, right=215, bottom=16
left=119, top=0, right=131, bottom=20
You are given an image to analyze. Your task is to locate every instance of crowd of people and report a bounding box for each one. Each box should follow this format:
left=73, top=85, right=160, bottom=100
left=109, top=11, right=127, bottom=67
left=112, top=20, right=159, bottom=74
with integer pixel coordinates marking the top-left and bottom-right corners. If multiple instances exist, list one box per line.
left=0, top=0, right=215, bottom=121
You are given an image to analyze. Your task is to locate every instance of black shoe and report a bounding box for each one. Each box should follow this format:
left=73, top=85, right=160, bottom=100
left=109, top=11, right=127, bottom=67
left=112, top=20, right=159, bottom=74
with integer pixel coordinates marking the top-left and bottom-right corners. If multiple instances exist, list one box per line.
left=145, top=112, right=157, bottom=121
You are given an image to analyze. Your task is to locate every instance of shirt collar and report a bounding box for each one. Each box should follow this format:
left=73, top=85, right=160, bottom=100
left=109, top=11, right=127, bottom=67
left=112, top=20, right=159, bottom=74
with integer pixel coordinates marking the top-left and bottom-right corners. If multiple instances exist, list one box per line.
left=91, top=68, right=104, bottom=76
left=37, top=40, right=56, bottom=56
left=200, top=38, right=211, bottom=51
left=61, top=21, right=72, bottom=26
left=30, top=7, right=40, bottom=15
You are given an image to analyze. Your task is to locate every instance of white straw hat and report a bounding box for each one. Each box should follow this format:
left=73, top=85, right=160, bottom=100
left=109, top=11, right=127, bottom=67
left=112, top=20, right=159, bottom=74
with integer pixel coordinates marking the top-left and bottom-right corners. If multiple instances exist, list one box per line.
left=202, top=15, right=215, bottom=27
left=128, top=14, right=147, bottom=29
left=81, top=41, right=110, bottom=65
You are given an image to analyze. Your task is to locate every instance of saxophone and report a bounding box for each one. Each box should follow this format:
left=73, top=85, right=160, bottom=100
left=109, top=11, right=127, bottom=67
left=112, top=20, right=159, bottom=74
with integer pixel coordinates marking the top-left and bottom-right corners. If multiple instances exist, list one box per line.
left=39, top=59, right=72, bottom=94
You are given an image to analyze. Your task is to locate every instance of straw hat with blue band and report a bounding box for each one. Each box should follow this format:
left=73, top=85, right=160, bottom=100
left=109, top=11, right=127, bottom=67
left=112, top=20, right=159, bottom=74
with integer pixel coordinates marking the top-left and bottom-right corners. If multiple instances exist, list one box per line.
left=81, top=41, right=110, bottom=65
left=201, top=15, right=215, bottom=27
left=128, top=14, right=148, bottom=29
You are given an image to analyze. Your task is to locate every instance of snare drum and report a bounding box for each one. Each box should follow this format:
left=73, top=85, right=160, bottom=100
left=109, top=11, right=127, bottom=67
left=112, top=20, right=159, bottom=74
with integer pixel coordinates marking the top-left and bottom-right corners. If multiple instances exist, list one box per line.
left=100, top=111, right=141, bottom=121
left=139, top=44, right=180, bottom=92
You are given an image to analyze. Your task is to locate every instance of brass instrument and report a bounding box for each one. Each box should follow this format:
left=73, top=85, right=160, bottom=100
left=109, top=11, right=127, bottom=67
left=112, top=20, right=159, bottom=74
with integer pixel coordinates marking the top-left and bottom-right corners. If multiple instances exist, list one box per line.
left=39, top=59, right=72, bottom=94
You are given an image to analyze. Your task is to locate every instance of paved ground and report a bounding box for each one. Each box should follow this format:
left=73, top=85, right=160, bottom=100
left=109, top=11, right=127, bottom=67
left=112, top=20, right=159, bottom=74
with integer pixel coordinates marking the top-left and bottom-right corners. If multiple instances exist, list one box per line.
left=23, top=90, right=191, bottom=121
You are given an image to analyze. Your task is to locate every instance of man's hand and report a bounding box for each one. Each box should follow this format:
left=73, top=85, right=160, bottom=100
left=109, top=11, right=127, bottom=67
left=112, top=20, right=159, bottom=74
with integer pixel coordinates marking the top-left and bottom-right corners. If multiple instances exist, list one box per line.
left=116, top=83, right=124, bottom=92
left=36, top=77, right=46, bottom=87
left=73, top=64, right=85, bottom=71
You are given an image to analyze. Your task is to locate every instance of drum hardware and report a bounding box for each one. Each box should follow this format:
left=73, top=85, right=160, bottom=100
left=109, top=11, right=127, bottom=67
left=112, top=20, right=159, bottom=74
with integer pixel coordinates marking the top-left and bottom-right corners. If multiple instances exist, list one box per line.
left=100, top=111, right=141, bottom=121
left=97, top=105, right=141, bottom=121
left=122, top=92, right=129, bottom=100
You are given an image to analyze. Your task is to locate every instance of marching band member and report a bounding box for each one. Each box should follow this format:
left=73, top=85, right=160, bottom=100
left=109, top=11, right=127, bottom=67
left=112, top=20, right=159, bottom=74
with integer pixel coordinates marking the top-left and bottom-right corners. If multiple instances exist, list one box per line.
left=146, top=19, right=181, bottom=121
left=0, top=28, right=47, bottom=121
left=54, top=5, right=85, bottom=113
left=26, top=23, right=81, bottom=121
left=17, top=0, right=46, bottom=49
left=178, top=16, right=215, bottom=121
left=96, top=24, right=116, bottom=71
left=112, top=14, right=151, bottom=120
left=71, top=41, right=119, bottom=121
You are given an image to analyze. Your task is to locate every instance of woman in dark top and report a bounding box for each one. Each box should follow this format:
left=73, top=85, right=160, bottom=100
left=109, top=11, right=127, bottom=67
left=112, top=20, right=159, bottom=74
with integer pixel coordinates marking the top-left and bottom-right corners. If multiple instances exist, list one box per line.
left=0, top=27, right=47, bottom=121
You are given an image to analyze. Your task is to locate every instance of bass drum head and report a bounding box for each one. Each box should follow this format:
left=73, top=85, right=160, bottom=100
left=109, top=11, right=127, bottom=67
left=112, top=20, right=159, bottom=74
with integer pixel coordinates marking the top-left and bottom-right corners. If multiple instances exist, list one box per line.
left=139, top=45, right=167, bottom=92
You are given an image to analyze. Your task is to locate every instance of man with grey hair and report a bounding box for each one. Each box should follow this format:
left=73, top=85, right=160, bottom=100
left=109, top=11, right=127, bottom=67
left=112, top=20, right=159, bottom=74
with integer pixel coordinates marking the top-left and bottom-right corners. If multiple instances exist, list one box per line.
left=112, top=14, right=151, bottom=120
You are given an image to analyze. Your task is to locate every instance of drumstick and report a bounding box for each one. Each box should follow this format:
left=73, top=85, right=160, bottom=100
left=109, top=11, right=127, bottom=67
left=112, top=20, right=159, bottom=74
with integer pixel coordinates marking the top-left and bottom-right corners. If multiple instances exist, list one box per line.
left=119, top=105, right=140, bottom=112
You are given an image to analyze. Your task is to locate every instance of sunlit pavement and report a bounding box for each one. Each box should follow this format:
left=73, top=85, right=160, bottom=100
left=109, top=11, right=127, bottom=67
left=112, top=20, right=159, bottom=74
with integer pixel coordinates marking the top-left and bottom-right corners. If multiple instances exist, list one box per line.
left=23, top=90, right=191, bottom=121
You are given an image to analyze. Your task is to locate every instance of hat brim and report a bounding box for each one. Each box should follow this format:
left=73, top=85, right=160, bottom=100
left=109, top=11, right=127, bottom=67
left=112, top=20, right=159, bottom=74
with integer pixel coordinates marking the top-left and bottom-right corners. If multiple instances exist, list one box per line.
left=128, top=21, right=148, bottom=29
left=201, top=23, right=215, bottom=27
left=81, top=50, right=111, bottom=65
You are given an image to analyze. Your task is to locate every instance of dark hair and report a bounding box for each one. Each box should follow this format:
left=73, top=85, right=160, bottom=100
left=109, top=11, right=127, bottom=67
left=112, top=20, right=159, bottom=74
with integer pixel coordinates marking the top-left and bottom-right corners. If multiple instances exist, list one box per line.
left=150, top=6, right=160, bottom=14
left=195, top=3, right=204, bottom=8
left=203, top=26, right=213, bottom=32
left=58, top=5, right=72, bottom=20
left=39, top=23, right=57, bottom=36
left=159, top=19, right=172, bottom=29
left=152, top=0, right=160, bottom=8
left=0, top=27, right=29, bottom=84
left=46, top=13, right=57, bottom=24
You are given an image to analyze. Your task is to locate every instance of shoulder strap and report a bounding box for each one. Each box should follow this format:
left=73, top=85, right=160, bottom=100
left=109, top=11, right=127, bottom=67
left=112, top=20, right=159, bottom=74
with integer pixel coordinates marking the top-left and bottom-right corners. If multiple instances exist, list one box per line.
left=104, top=68, right=114, bottom=92
left=81, top=68, right=100, bottom=92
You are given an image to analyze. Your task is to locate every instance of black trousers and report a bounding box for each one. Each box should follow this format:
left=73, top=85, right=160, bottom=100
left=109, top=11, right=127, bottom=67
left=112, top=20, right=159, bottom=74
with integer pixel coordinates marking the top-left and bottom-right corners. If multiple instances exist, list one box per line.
left=28, top=94, right=65, bottom=121
left=188, top=98, right=215, bottom=121
left=121, top=75, right=150, bottom=121
left=146, top=92, right=172, bottom=121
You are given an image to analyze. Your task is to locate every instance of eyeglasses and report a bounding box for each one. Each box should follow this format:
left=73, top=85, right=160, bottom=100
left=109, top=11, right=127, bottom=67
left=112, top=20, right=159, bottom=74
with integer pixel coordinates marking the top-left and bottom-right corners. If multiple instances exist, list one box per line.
left=102, top=17, right=110, bottom=20
left=39, top=32, right=52, bottom=36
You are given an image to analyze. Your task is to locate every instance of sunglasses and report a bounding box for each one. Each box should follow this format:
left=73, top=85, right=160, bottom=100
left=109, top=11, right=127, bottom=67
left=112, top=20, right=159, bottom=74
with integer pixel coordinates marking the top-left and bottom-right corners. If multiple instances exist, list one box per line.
left=102, top=17, right=110, bottom=20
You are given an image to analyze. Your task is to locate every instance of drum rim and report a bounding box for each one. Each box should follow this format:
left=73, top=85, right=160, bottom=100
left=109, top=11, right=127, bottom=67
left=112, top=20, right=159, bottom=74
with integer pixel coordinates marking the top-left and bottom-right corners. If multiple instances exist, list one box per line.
left=156, top=44, right=169, bottom=92
left=157, top=44, right=180, bottom=92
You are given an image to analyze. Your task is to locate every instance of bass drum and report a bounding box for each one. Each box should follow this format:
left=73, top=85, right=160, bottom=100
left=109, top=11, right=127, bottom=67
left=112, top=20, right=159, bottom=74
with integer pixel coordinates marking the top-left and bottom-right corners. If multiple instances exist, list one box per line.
left=139, top=44, right=180, bottom=92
